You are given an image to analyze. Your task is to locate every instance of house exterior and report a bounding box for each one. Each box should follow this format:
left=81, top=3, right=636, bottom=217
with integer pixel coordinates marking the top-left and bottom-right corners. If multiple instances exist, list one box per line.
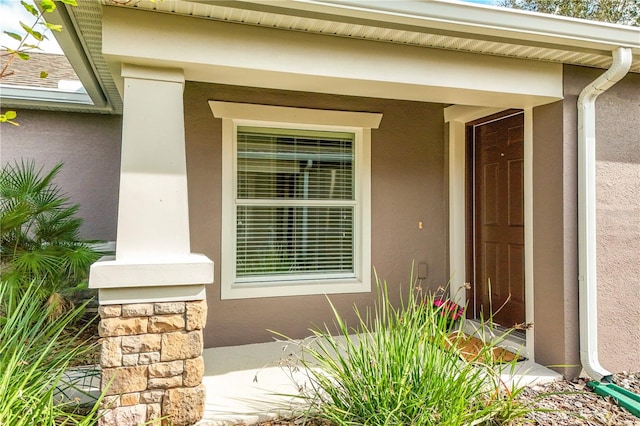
left=1, top=1, right=638, bottom=424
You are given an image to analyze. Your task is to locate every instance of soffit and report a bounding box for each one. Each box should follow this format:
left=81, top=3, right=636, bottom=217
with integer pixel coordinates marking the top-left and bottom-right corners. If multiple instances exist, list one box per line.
left=61, top=0, right=640, bottom=114
left=105, top=0, right=640, bottom=72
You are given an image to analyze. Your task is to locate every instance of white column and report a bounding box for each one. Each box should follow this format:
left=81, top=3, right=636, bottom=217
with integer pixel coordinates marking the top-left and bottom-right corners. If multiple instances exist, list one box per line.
left=117, top=65, right=191, bottom=260
left=89, top=64, right=213, bottom=304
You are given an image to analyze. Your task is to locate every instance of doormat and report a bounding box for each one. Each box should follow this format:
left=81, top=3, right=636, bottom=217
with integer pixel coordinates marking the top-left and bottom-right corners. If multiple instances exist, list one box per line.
left=445, top=332, right=525, bottom=363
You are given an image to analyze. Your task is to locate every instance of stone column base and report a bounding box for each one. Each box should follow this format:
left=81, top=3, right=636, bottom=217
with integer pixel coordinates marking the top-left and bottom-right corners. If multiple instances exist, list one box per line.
left=97, top=300, right=207, bottom=426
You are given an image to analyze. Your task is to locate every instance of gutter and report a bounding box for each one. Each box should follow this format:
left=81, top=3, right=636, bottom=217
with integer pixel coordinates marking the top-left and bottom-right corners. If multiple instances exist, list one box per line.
left=577, top=47, right=632, bottom=383
left=0, top=84, right=93, bottom=106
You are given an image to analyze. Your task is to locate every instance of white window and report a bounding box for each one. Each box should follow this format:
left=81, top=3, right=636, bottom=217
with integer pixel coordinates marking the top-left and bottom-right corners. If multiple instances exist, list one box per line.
left=210, top=102, right=382, bottom=299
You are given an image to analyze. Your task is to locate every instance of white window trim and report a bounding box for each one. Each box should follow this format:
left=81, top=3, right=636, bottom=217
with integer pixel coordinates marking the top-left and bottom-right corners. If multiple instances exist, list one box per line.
left=210, top=101, right=381, bottom=299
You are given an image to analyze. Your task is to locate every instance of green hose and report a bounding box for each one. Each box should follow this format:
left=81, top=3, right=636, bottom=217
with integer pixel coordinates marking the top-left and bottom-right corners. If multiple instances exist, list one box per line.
left=588, top=381, right=640, bottom=418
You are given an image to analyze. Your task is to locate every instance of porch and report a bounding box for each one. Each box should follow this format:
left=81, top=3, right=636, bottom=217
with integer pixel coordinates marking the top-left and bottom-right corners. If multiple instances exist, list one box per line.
left=82, top=2, right=637, bottom=424
left=196, top=337, right=562, bottom=425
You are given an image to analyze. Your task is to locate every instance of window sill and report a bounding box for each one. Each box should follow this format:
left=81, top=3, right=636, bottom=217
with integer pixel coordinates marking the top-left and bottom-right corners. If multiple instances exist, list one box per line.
left=221, top=277, right=370, bottom=300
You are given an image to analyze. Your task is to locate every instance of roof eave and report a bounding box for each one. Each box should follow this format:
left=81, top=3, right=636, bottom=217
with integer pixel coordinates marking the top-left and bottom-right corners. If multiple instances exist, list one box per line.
left=39, top=3, right=114, bottom=112
left=219, top=0, right=640, bottom=53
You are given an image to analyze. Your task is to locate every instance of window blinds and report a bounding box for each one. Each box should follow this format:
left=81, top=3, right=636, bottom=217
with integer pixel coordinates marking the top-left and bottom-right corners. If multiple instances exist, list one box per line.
left=236, top=127, right=356, bottom=279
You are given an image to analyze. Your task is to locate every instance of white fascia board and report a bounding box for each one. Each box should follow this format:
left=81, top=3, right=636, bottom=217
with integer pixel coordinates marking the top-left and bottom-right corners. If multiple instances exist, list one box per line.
left=102, top=7, right=562, bottom=108
left=242, top=0, right=640, bottom=52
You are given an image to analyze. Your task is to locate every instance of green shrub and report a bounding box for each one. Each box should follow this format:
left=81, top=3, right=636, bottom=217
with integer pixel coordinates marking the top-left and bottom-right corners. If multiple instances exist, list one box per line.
left=293, top=273, right=532, bottom=425
left=0, top=160, right=104, bottom=310
left=0, top=281, right=101, bottom=426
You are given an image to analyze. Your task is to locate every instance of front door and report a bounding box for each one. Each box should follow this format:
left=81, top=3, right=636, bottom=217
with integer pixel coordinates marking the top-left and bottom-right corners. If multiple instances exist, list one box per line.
left=471, top=112, right=525, bottom=328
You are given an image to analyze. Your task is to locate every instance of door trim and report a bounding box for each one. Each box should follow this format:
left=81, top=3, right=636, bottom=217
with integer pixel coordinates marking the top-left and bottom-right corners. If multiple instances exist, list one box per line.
left=445, top=105, right=535, bottom=360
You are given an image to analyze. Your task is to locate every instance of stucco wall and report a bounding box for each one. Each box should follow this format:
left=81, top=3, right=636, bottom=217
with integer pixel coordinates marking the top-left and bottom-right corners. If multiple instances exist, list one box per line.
left=530, top=66, right=639, bottom=377
left=564, top=66, right=640, bottom=374
left=1, top=109, right=122, bottom=241
left=184, top=83, right=447, bottom=348
left=540, top=66, right=640, bottom=375
left=532, top=100, right=581, bottom=378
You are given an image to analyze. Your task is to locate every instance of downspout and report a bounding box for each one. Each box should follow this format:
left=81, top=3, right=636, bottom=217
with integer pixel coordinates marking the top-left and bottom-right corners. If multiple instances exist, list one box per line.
left=577, top=47, right=632, bottom=382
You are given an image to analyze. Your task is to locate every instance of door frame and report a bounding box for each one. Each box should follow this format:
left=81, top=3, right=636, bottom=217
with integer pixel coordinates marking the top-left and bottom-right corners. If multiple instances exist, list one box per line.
left=444, top=105, right=535, bottom=360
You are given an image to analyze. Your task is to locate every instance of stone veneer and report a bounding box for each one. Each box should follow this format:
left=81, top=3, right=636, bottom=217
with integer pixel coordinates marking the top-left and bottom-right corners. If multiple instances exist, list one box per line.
left=98, top=300, right=207, bottom=426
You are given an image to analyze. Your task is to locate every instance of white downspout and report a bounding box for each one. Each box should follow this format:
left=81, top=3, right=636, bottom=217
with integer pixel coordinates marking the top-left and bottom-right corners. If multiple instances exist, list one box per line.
left=577, top=47, right=632, bottom=382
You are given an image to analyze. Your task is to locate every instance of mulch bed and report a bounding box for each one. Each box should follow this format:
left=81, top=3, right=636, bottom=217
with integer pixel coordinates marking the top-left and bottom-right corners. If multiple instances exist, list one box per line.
left=66, top=309, right=101, bottom=367
left=251, top=373, right=640, bottom=426
left=520, top=373, right=640, bottom=425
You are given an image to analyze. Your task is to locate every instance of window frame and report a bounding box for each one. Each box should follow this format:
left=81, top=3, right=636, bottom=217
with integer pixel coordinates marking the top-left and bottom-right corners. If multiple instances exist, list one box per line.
left=210, top=101, right=381, bottom=299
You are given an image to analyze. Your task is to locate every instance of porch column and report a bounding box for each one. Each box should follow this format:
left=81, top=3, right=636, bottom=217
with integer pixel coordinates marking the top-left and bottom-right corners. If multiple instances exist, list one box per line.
left=89, top=64, right=213, bottom=426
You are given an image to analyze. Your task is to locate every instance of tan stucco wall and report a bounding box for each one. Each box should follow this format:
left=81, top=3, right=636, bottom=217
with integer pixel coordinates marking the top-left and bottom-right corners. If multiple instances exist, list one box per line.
left=0, top=109, right=122, bottom=240
left=6, top=67, right=633, bottom=371
left=532, top=100, right=581, bottom=378
left=184, top=83, right=447, bottom=348
left=564, top=66, right=640, bottom=374
left=532, top=66, right=639, bottom=376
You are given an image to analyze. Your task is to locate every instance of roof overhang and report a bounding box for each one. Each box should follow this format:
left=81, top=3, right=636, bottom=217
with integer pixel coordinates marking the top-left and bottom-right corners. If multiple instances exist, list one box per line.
left=8, top=0, right=640, bottom=113
left=228, top=0, right=640, bottom=54
left=102, top=4, right=563, bottom=109
left=41, top=3, right=110, bottom=112
left=0, top=3, right=111, bottom=113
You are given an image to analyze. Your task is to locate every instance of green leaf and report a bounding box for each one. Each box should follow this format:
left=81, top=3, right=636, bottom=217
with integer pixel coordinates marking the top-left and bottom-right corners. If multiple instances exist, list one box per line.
left=0, top=113, right=20, bottom=126
left=39, top=71, right=48, bottom=79
left=31, top=30, right=45, bottom=42
left=21, top=1, right=39, bottom=17
left=22, top=43, right=42, bottom=50
left=58, top=0, right=78, bottom=5
left=19, top=21, right=44, bottom=41
left=17, top=51, right=30, bottom=60
left=44, top=22, right=63, bottom=32
left=40, top=0, right=56, bottom=13
left=19, top=21, right=32, bottom=34
left=3, top=32, right=23, bottom=42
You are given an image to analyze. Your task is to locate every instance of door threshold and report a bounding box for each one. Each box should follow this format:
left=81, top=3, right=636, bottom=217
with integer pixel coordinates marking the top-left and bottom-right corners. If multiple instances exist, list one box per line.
left=461, top=320, right=562, bottom=387
left=497, top=358, right=563, bottom=387
left=463, top=319, right=528, bottom=359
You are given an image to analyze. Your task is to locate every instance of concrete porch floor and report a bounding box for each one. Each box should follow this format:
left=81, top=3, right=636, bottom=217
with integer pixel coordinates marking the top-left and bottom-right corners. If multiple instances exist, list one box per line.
left=196, top=338, right=563, bottom=426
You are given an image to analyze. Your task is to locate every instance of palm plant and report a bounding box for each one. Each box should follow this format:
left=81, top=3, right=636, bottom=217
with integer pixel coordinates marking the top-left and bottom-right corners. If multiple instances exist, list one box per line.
left=0, top=160, right=103, bottom=310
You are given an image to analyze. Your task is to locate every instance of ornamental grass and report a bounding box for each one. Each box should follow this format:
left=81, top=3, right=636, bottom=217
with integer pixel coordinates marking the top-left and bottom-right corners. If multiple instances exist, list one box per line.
left=290, top=272, right=532, bottom=426
left=0, top=281, right=101, bottom=426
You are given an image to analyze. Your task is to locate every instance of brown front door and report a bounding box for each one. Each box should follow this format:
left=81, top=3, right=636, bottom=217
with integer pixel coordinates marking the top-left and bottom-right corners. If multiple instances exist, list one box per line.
left=472, top=112, right=525, bottom=328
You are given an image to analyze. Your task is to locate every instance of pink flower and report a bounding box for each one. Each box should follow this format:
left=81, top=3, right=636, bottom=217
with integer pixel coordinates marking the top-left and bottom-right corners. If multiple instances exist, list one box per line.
left=433, top=298, right=464, bottom=321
